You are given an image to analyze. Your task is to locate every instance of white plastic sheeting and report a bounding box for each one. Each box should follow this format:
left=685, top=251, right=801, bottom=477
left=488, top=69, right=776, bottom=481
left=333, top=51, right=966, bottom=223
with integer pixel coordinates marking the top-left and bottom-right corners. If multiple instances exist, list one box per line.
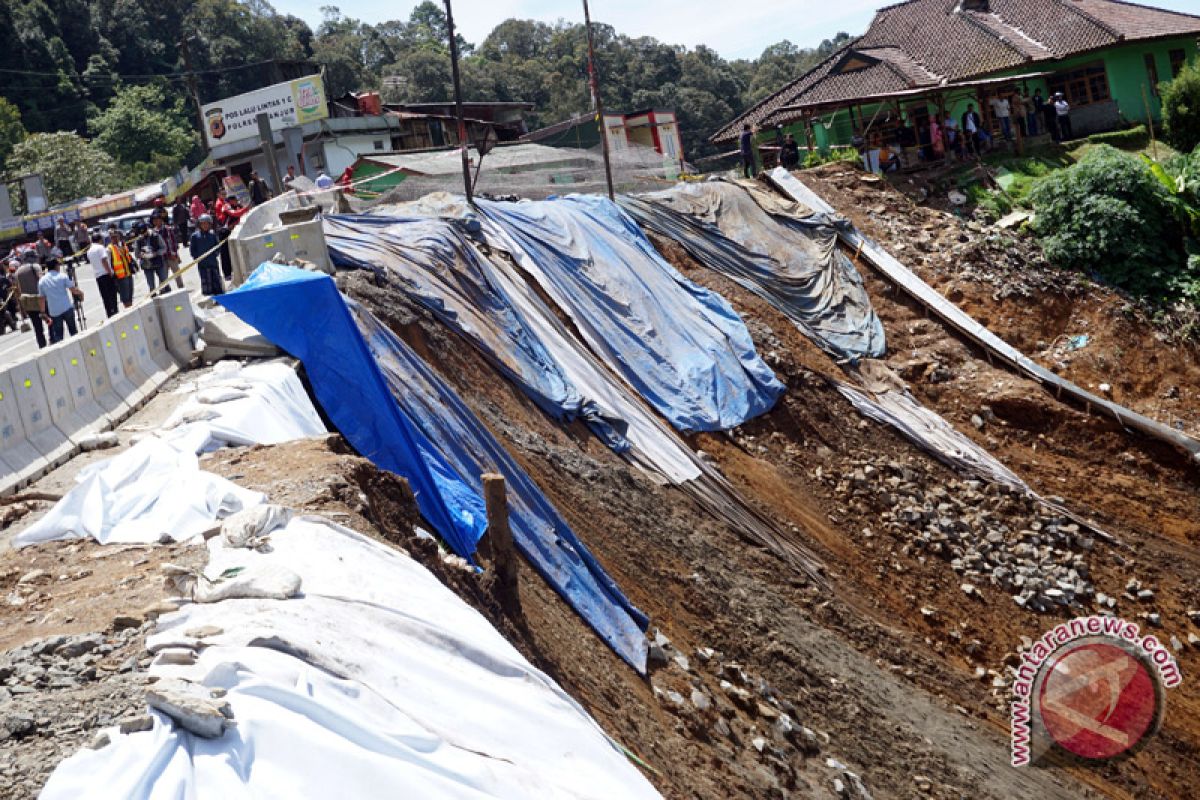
left=40, top=518, right=662, bottom=800
left=12, top=361, right=326, bottom=548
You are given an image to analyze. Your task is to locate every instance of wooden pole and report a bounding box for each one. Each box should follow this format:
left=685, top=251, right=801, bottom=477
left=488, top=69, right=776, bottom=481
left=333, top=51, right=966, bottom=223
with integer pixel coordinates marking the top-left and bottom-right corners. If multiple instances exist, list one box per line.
left=482, top=473, right=521, bottom=617
left=1142, top=84, right=1159, bottom=160
left=443, top=0, right=473, bottom=205
left=583, top=0, right=616, bottom=200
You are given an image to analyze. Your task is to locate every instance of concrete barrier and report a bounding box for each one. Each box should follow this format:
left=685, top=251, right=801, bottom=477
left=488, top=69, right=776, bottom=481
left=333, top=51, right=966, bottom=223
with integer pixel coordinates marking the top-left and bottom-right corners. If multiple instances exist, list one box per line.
left=0, top=370, right=49, bottom=491
left=138, top=301, right=179, bottom=374
left=36, top=345, right=104, bottom=445
left=73, top=331, right=132, bottom=424
left=97, top=326, right=147, bottom=409
left=57, top=341, right=116, bottom=437
left=4, top=360, right=73, bottom=469
left=154, top=290, right=199, bottom=364
left=1, top=293, right=201, bottom=494
left=110, top=310, right=162, bottom=401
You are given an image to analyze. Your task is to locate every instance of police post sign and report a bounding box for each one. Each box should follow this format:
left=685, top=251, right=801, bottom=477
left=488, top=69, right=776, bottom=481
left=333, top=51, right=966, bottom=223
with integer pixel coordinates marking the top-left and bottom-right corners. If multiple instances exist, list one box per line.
left=201, top=75, right=328, bottom=149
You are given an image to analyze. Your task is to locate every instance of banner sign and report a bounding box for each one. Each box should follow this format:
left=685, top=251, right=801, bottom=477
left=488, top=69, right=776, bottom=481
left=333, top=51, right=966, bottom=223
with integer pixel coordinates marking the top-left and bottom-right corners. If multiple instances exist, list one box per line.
left=202, top=75, right=328, bottom=148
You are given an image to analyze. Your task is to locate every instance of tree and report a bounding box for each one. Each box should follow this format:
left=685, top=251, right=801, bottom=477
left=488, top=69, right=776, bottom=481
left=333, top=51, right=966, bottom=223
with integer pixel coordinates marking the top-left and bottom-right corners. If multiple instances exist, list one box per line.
left=5, top=132, right=126, bottom=206
left=0, top=98, right=27, bottom=166
left=1162, top=57, right=1200, bottom=156
left=89, top=84, right=196, bottom=172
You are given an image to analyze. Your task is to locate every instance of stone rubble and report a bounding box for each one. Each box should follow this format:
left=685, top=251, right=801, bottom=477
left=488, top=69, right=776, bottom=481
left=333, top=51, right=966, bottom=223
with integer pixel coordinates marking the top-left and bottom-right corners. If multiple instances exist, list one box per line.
left=646, top=626, right=856, bottom=798
left=813, top=452, right=1096, bottom=613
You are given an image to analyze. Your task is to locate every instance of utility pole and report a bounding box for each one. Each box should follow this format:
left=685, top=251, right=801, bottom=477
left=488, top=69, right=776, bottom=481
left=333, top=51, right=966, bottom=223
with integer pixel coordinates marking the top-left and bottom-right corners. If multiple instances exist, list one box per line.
left=582, top=0, right=615, bottom=201
left=178, top=35, right=206, bottom=146
left=443, top=1, right=473, bottom=205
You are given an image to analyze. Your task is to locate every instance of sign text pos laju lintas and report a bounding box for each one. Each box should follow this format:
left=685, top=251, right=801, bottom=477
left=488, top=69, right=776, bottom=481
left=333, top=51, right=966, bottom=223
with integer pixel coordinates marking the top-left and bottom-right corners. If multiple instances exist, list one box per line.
left=202, top=75, right=328, bottom=149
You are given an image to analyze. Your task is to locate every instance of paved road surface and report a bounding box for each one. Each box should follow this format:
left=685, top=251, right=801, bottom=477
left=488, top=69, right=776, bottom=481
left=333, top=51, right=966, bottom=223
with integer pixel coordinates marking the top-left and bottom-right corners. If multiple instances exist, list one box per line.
left=0, top=247, right=204, bottom=369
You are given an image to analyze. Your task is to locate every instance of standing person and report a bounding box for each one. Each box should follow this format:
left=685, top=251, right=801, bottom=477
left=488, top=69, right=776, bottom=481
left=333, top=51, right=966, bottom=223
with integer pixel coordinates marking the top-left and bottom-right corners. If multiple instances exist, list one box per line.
left=248, top=171, right=269, bottom=206
left=137, top=220, right=169, bottom=291
left=152, top=214, right=184, bottom=290
left=962, top=104, right=985, bottom=155
left=989, top=94, right=1013, bottom=141
left=779, top=134, right=800, bottom=170
left=37, top=258, right=82, bottom=344
left=35, top=233, right=54, bottom=265
left=173, top=198, right=190, bottom=247
left=86, top=233, right=118, bottom=318
left=943, top=114, right=961, bottom=159
left=1020, top=90, right=1037, bottom=137
left=190, top=214, right=223, bottom=296
left=930, top=116, right=944, bottom=160
left=71, top=220, right=90, bottom=259
left=739, top=123, right=757, bottom=179
left=281, top=164, right=297, bottom=190
left=106, top=228, right=136, bottom=310
left=0, top=261, right=18, bottom=335
left=1054, top=93, right=1072, bottom=141
left=190, top=194, right=206, bottom=222
left=216, top=194, right=248, bottom=283
left=13, top=256, right=46, bottom=348
left=54, top=219, right=73, bottom=261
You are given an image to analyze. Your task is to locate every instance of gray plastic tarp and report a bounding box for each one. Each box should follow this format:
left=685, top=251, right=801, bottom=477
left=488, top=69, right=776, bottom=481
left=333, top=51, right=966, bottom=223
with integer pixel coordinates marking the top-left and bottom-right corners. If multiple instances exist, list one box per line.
left=623, top=181, right=886, bottom=362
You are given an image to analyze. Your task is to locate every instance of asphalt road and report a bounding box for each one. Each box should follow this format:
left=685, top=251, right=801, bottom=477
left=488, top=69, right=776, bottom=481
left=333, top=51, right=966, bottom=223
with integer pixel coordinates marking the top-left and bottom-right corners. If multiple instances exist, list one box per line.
left=0, top=246, right=204, bottom=369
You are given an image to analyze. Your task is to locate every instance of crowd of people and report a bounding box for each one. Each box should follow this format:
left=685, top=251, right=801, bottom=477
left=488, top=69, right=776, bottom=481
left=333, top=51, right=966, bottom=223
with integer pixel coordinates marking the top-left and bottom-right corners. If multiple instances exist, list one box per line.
left=0, top=170, right=280, bottom=352
left=739, top=86, right=1076, bottom=178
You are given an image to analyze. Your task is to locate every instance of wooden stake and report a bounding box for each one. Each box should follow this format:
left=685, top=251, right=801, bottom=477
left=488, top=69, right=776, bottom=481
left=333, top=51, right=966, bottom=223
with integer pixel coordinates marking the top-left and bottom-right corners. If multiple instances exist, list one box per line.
left=482, top=473, right=521, bottom=617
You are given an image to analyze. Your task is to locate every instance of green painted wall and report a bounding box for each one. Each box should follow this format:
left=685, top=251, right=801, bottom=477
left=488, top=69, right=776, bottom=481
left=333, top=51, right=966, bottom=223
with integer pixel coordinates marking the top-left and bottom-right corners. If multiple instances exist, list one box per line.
left=797, top=36, right=1199, bottom=149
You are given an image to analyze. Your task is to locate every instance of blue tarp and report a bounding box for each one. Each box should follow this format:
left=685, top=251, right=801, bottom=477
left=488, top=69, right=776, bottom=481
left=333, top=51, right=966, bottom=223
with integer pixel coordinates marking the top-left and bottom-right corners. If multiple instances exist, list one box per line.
left=324, top=214, right=630, bottom=452
left=217, top=263, right=487, bottom=558
left=477, top=195, right=785, bottom=433
left=219, top=263, right=649, bottom=672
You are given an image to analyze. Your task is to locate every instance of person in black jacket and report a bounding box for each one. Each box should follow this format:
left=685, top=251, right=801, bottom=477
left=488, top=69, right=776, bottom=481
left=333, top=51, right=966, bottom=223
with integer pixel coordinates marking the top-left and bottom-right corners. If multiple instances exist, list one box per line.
left=961, top=104, right=987, bottom=155
left=779, top=134, right=801, bottom=170
left=739, top=124, right=757, bottom=178
left=189, top=215, right=223, bottom=296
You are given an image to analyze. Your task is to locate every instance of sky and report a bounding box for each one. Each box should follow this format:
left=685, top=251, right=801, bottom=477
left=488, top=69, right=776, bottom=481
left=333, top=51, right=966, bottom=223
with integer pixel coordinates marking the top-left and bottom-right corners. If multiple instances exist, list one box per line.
left=270, top=0, right=1200, bottom=60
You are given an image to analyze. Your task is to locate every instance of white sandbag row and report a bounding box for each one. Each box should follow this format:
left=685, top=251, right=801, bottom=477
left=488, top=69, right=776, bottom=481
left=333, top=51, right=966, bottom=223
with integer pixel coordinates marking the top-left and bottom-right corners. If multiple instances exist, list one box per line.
left=41, top=515, right=662, bottom=800
left=12, top=359, right=327, bottom=548
left=0, top=291, right=199, bottom=495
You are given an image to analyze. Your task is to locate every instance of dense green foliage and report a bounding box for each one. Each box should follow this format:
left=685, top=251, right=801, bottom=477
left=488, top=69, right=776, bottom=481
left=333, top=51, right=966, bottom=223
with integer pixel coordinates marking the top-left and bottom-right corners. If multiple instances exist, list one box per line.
left=89, top=85, right=198, bottom=180
left=6, top=132, right=124, bottom=207
left=1162, top=58, right=1200, bottom=155
left=1030, top=145, right=1185, bottom=299
left=0, top=98, right=26, bottom=166
left=0, top=0, right=849, bottom=190
left=1083, top=124, right=1150, bottom=150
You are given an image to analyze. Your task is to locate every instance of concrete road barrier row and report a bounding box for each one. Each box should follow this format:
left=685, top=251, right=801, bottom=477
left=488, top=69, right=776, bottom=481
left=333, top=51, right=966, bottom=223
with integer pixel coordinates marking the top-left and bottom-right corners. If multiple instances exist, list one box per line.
left=0, top=290, right=199, bottom=495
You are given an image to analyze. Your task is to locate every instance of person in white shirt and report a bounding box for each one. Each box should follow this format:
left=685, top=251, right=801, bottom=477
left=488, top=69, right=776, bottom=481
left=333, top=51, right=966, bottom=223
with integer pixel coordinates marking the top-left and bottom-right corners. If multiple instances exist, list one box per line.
left=989, top=95, right=1013, bottom=141
left=85, top=233, right=118, bottom=318
left=1053, top=93, right=1072, bottom=141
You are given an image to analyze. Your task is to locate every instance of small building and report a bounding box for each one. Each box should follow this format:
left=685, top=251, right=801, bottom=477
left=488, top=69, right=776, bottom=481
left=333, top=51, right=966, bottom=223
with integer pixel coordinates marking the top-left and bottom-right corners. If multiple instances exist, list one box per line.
left=523, top=109, right=686, bottom=167
left=712, top=0, right=1200, bottom=153
left=207, top=96, right=532, bottom=192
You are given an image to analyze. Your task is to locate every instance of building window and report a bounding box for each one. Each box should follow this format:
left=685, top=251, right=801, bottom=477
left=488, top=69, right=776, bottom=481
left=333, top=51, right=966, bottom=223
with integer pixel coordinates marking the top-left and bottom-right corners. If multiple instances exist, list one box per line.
left=1144, top=53, right=1161, bottom=95
left=1047, top=61, right=1110, bottom=107
left=1169, top=48, right=1187, bottom=78
left=373, top=140, right=385, bottom=151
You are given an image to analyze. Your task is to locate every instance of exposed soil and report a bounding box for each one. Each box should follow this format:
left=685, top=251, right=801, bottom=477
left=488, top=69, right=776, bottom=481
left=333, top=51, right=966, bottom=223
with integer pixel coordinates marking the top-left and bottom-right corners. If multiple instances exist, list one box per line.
left=339, top=272, right=1098, bottom=799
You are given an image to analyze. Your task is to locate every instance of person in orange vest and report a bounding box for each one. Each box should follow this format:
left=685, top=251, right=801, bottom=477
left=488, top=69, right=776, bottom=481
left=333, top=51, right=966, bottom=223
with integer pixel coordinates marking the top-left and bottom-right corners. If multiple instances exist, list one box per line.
left=106, top=227, right=136, bottom=309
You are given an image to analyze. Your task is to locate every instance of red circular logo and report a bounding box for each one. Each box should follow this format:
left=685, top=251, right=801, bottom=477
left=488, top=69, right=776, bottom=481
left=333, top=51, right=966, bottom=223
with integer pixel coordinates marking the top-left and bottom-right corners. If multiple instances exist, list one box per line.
left=1036, top=640, right=1161, bottom=760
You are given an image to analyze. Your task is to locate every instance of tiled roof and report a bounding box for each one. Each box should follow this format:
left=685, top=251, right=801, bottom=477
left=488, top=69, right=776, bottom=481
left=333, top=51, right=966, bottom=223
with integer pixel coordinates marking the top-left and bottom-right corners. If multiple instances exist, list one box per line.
left=712, top=0, right=1200, bottom=142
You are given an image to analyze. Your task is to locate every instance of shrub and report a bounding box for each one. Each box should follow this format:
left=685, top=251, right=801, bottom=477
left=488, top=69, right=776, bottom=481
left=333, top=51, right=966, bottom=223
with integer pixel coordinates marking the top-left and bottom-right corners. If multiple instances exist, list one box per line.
left=1084, top=124, right=1148, bottom=150
left=1162, top=58, right=1200, bottom=155
left=1029, top=145, right=1183, bottom=297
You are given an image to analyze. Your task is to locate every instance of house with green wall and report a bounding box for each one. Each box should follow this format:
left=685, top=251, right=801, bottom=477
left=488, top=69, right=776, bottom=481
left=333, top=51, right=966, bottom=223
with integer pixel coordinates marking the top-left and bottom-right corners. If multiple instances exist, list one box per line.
left=712, top=0, right=1200, bottom=154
